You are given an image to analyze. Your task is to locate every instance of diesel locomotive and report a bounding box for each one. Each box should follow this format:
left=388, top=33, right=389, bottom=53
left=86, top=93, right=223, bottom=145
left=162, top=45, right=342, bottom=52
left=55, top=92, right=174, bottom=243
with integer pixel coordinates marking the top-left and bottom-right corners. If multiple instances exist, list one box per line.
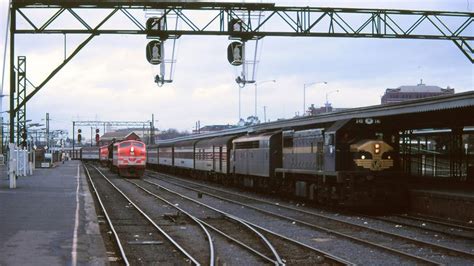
left=79, top=139, right=147, bottom=178
left=147, top=117, right=405, bottom=207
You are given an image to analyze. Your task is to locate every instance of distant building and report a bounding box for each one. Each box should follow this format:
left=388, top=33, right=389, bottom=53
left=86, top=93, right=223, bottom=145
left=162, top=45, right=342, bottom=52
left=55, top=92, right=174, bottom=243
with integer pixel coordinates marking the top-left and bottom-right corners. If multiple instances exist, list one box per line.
left=99, top=131, right=140, bottom=146
left=306, top=104, right=347, bottom=116
left=192, top=124, right=238, bottom=134
left=381, top=81, right=454, bottom=104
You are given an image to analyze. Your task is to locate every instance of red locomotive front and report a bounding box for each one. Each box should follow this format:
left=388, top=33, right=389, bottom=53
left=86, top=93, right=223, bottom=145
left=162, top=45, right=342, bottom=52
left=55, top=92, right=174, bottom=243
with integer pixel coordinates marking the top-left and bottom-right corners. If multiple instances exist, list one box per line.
left=112, top=140, right=146, bottom=178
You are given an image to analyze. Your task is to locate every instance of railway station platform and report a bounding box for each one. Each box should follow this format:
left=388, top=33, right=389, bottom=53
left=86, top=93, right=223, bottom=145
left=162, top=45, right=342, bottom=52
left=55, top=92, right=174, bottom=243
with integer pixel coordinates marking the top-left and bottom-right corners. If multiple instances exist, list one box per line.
left=409, top=188, right=474, bottom=223
left=0, top=160, right=107, bottom=265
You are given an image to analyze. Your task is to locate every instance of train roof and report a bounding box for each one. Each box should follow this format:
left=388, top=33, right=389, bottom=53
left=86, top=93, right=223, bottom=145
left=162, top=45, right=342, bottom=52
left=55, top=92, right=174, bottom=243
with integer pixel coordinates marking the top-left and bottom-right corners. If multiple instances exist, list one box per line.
left=196, top=134, right=238, bottom=147
left=232, top=131, right=280, bottom=143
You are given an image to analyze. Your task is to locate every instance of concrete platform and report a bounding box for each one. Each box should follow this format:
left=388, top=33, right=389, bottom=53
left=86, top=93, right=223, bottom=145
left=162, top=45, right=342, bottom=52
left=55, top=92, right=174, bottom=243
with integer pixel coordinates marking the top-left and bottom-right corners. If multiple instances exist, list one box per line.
left=0, top=160, right=108, bottom=265
left=409, top=188, right=474, bottom=223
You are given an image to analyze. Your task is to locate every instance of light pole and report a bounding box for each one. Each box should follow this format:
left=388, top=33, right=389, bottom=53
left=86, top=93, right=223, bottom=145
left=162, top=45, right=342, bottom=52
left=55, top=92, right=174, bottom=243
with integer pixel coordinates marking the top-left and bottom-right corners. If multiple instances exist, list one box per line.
left=325, top=89, right=339, bottom=113
left=303, top=81, right=327, bottom=116
left=254, top=79, right=276, bottom=119
left=0, top=94, right=8, bottom=153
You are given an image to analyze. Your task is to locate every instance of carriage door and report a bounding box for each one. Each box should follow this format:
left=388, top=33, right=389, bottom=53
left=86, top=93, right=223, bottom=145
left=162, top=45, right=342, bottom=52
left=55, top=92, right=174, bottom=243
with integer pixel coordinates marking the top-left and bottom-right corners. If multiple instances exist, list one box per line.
left=219, top=146, right=223, bottom=172
left=324, top=133, right=336, bottom=172
left=212, top=146, right=216, bottom=171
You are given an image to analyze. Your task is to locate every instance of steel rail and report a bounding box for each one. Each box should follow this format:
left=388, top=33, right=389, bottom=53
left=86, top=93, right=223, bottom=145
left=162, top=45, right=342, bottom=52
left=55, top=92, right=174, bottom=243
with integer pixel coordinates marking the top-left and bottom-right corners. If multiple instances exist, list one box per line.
left=142, top=178, right=352, bottom=265
left=83, top=164, right=130, bottom=266
left=398, top=214, right=474, bottom=232
left=152, top=172, right=474, bottom=260
left=147, top=172, right=448, bottom=264
left=364, top=215, right=474, bottom=240
left=92, top=166, right=200, bottom=265
left=127, top=180, right=279, bottom=265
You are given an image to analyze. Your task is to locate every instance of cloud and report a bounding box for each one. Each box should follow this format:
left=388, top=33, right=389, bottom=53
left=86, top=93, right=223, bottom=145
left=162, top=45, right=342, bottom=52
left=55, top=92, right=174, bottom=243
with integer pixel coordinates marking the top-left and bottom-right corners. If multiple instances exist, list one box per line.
left=0, top=0, right=472, bottom=136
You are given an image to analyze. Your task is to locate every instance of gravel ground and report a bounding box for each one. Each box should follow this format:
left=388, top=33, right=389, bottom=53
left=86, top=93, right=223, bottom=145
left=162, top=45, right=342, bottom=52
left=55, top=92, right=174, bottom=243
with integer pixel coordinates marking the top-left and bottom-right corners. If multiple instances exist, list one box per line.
left=144, top=175, right=424, bottom=265
left=86, top=166, right=191, bottom=265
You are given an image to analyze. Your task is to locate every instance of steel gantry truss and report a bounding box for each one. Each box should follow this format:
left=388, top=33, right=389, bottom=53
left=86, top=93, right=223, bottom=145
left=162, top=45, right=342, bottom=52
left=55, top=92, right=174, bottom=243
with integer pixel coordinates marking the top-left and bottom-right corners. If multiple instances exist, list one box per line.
left=8, top=1, right=474, bottom=144
left=72, top=120, right=152, bottom=151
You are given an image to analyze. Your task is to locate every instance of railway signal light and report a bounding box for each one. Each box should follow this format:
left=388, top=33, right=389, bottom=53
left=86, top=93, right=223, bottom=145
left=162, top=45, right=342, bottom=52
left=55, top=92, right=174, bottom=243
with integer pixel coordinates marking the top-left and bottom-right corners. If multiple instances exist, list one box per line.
left=78, top=129, right=82, bottom=143
left=95, top=128, right=100, bottom=146
left=227, top=41, right=243, bottom=66
left=20, top=128, right=27, bottom=148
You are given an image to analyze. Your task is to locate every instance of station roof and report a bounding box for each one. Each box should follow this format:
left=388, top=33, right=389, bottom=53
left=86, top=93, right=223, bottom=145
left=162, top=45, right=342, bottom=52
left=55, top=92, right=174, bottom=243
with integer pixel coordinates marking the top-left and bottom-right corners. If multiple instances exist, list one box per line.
left=158, top=91, right=474, bottom=144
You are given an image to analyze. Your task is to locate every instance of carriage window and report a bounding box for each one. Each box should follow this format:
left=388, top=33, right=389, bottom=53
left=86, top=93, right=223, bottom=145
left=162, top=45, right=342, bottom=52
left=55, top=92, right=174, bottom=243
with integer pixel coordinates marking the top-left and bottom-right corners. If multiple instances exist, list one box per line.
left=325, top=134, right=335, bottom=145
left=120, top=142, right=131, bottom=148
left=235, top=141, right=259, bottom=149
left=283, top=137, right=293, bottom=148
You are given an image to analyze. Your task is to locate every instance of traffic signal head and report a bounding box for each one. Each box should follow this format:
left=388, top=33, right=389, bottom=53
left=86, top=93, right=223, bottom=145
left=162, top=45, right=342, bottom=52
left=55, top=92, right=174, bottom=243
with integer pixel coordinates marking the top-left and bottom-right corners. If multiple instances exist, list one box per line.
left=21, top=129, right=27, bottom=140
left=95, top=134, right=100, bottom=145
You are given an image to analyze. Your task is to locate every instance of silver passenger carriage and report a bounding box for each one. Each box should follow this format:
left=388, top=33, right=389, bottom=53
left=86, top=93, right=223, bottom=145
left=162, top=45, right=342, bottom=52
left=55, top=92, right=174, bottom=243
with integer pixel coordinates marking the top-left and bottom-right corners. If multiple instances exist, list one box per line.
left=231, top=132, right=282, bottom=178
left=195, top=135, right=236, bottom=174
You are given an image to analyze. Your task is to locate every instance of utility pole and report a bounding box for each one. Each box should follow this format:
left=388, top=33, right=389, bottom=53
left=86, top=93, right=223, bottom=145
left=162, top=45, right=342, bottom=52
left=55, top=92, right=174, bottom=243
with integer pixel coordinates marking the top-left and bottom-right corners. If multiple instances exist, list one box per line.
left=263, top=106, right=267, bottom=123
left=45, top=113, right=49, bottom=151
left=150, top=113, right=155, bottom=145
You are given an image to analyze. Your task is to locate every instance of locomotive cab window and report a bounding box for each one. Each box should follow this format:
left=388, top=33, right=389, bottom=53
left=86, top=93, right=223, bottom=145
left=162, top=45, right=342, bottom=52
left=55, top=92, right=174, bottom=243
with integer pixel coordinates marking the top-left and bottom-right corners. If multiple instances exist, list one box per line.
left=133, top=143, right=144, bottom=147
left=120, top=142, right=131, bottom=148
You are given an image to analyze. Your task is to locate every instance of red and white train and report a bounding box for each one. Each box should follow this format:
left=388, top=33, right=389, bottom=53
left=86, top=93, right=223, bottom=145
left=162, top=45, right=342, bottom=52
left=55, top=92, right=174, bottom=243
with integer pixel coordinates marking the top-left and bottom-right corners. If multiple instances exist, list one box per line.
left=97, top=140, right=146, bottom=178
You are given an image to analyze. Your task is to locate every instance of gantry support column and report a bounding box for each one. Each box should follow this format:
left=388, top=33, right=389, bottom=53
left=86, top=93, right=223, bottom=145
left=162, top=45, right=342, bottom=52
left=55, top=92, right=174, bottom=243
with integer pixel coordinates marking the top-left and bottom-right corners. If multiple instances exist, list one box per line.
left=16, top=56, right=26, bottom=146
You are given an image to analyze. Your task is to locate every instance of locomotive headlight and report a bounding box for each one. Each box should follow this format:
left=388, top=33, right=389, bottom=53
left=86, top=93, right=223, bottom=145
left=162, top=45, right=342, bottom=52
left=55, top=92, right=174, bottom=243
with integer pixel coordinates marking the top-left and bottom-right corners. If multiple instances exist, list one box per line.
left=388, top=155, right=391, bottom=159
left=375, top=143, right=380, bottom=149
left=361, top=155, right=366, bottom=160
left=375, top=148, right=380, bottom=154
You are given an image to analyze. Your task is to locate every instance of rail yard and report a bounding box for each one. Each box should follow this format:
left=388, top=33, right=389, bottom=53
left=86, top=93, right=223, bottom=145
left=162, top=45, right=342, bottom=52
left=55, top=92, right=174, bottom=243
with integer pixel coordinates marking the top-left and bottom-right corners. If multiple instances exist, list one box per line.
left=1, top=0, right=473, bottom=265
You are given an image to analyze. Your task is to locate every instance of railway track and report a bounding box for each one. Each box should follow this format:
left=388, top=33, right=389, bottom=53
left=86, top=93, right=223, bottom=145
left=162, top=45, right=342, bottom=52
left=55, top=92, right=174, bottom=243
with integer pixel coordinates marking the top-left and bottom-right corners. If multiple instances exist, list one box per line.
left=135, top=177, right=350, bottom=265
left=84, top=164, right=199, bottom=265
left=364, top=213, right=474, bottom=240
left=147, top=171, right=474, bottom=265
left=124, top=178, right=284, bottom=265
left=88, top=164, right=350, bottom=265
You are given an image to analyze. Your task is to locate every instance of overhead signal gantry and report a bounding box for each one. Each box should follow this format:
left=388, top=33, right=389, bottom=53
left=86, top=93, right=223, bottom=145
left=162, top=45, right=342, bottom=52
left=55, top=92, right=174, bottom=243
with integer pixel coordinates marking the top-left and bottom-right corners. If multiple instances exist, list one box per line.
left=7, top=0, right=474, bottom=145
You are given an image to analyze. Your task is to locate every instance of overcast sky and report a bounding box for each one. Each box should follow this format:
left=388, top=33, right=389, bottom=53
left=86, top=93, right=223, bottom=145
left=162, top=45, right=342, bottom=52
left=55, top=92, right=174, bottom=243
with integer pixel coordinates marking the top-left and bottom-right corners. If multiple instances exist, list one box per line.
left=0, top=0, right=473, bottom=138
